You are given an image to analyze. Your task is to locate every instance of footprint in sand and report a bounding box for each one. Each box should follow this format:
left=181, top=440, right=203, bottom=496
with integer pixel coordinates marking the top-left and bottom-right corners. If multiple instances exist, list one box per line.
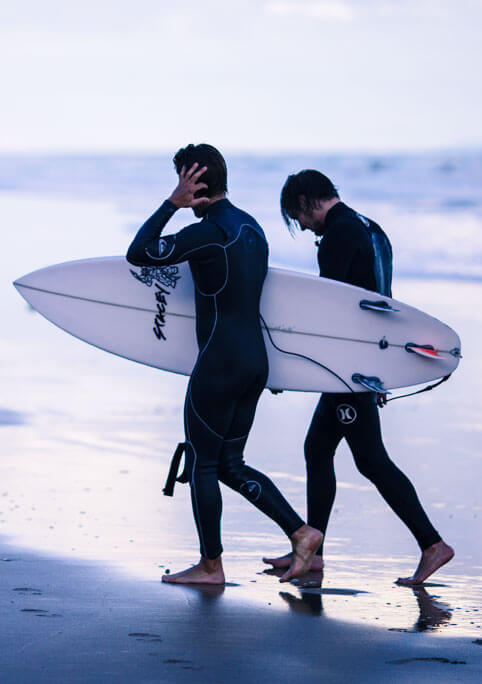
left=387, top=657, right=466, bottom=665
left=164, top=659, right=202, bottom=671
left=13, top=587, right=42, bottom=596
left=20, top=609, right=62, bottom=618
left=128, top=633, right=163, bottom=643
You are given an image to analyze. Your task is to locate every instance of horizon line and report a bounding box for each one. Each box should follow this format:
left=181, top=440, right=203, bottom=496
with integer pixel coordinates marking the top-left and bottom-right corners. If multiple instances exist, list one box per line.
left=0, top=144, right=481, bottom=158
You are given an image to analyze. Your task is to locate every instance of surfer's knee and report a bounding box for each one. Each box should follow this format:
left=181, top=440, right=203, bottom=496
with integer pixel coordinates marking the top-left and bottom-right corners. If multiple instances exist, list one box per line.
left=353, top=446, right=390, bottom=481
left=218, top=447, right=246, bottom=489
left=219, top=459, right=245, bottom=488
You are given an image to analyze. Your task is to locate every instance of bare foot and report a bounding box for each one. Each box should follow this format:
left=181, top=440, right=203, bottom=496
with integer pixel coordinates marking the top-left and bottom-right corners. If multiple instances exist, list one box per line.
left=263, top=567, right=323, bottom=589
left=162, top=556, right=225, bottom=585
left=280, top=526, right=324, bottom=583
left=396, top=541, right=454, bottom=586
left=290, top=569, right=323, bottom=589
left=262, top=551, right=324, bottom=571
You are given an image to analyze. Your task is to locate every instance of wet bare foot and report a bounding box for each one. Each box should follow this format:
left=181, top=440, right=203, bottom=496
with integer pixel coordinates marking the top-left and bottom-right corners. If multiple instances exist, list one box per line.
left=162, top=556, right=225, bottom=585
left=396, top=541, right=454, bottom=586
left=263, top=567, right=323, bottom=589
left=290, top=569, right=323, bottom=589
left=262, top=551, right=324, bottom=571
left=280, top=526, right=324, bottom=583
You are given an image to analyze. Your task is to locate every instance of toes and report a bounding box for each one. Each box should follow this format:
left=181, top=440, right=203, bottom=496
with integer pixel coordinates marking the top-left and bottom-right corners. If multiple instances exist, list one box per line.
left=396, top=577, right=418, bottom=586
left=279, top=570, right=293, bottom=583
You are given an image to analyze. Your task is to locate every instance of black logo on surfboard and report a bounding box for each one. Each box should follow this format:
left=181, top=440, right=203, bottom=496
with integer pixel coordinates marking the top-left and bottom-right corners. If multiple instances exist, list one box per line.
left=130, top=265, right=180, bottom=289
left=130, top=266, right=181, bottom=342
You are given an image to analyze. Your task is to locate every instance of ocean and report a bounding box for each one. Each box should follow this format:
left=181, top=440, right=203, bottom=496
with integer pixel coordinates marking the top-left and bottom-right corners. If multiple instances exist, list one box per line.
left=1, top=150, right=481, bottom=280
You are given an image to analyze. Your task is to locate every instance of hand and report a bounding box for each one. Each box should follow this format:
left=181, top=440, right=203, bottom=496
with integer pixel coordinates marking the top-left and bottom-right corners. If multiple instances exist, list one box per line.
left=377, top=393, right=387, bottom=408
left=168, top=163, right=209, bottom=209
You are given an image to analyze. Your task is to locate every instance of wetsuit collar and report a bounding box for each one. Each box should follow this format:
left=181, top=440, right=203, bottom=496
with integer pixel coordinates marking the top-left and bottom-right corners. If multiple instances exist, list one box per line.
left=324, top=201, right=351, bottom=228
left=204, top=198, right=233, bottom=218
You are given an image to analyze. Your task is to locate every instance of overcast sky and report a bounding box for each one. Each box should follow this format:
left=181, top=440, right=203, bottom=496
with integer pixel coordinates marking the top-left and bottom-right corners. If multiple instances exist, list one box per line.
left=1, top=0, right=481, bottom=153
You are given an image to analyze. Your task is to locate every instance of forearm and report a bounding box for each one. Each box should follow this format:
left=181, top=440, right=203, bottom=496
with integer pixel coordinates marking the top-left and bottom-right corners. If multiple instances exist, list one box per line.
left=126, top=200, right=178, bottom=266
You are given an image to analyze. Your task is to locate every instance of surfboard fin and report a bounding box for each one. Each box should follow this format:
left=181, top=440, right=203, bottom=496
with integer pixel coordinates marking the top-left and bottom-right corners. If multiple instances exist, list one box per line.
left=352, top=374, right=391, bottom=394
left=359, top=299, right=399, bottom=313
left=405, top=343, right=443, bottom=359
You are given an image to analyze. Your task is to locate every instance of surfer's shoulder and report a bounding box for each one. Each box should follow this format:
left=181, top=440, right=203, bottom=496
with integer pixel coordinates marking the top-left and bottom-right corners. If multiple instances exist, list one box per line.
left=326, top=213, right=367, bottom=243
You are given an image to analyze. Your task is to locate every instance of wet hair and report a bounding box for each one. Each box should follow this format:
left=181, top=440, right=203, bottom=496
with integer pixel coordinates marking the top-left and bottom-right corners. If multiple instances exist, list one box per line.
left=280, top=169, right=339, bottom=233
left=173, top=143, right=228, bottom=198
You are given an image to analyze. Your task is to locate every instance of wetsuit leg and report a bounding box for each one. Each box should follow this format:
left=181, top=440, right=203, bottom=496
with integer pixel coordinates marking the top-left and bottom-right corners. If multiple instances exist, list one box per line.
left=304, top=395, right=344, bottom=555
left=332, top=393, right=441, bottom=551
left=218, top=378, right=304, bottom=538
left=184, top=390, right=225, bottom=560
left=184, top=357, right=241, bottom=560
left=185, top=363, right=303, bottom=559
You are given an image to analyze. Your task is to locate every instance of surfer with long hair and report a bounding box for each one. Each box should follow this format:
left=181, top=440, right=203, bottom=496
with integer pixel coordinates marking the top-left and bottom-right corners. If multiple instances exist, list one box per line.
left=263, top=170, right=454, bottom=585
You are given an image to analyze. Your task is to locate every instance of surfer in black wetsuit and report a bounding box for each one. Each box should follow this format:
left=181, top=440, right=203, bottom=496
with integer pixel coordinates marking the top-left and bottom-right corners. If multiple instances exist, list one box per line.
left=126, top=146, right=322, bottom=584
left=263, top=169, right=454, bottom=585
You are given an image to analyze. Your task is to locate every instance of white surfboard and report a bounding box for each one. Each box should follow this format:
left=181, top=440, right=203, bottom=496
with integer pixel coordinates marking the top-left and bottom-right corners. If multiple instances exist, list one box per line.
left=13, top=257, right=461, bottom=393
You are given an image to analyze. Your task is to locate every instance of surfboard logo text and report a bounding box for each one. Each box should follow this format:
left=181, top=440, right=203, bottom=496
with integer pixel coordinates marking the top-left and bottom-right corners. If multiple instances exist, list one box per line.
left=130, top=266, right=181, bottom=342
left=130, top=265, right=180, bottom=289
left=153, top=284, right=170, bottom=341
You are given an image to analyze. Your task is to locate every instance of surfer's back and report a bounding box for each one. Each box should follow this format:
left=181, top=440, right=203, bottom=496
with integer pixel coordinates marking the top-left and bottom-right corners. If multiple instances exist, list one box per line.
left=191, top=201, right=268, bottom=360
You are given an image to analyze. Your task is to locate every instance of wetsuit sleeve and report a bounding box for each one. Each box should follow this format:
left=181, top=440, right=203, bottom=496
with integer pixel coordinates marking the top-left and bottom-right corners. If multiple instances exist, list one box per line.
left=126, top=200, right=224, bottom=267
left=317, top=220, right=362, bottom=282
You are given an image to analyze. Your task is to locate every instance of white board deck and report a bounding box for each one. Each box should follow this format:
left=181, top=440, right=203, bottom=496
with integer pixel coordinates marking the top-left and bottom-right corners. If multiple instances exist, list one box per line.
left=13, top=257, right=461, bottom=393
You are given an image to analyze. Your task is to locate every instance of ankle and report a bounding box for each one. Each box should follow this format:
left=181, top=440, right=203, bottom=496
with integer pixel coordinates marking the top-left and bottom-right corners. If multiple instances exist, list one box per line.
left=290, top=524, right=307, bottom=543
left=200, top=556, right=223, bottom=573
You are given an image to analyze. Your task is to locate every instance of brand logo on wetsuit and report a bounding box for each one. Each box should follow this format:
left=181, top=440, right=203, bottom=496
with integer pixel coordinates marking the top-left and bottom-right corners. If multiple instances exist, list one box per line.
left=336, top=404, right=357, bottom=424
left=130, top=266, right=181, bottom=341
left=240, top=480, right=262, bottom=503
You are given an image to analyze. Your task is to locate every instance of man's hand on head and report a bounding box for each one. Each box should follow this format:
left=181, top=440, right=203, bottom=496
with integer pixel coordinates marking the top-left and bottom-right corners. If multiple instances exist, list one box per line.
left=168, top=163, right=210, bottom=209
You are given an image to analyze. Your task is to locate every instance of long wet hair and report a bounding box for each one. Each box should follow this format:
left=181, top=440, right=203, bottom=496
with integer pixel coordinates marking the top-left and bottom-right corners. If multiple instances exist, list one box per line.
left=173, top=144, right=228, bottom=198
left=280, top=170, right=339, bottom=234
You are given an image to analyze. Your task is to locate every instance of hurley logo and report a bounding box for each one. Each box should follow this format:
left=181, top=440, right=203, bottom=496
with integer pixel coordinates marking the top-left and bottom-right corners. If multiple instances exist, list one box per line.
left=336, top=404, right=357, bottom=424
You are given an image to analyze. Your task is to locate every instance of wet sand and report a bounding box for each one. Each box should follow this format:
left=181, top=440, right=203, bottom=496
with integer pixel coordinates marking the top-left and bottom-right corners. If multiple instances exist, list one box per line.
left=1, top=538, right=481, bottom=683
left=1, top=191, right=482, bottom=680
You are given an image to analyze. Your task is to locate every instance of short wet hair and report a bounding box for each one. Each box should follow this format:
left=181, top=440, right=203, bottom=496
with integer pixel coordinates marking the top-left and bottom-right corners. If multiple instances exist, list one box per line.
left=173, top=144, right=228, bottom=198
left=280, top=170, right=339, bottom=233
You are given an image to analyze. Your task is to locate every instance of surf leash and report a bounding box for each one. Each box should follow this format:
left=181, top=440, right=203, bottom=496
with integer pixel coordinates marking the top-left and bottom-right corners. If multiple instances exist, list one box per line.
left=260, top=314, right=453, bottom=401
left=386, top=374, right=452, bottom=402
left=259, top=313, right=355, bottom=393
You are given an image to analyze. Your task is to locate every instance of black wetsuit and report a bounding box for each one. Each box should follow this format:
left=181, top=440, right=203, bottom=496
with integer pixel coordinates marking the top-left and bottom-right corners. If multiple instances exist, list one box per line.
left=127, top=198, right=304, bottom=559
left=307, top=202, right=441, bottom=553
